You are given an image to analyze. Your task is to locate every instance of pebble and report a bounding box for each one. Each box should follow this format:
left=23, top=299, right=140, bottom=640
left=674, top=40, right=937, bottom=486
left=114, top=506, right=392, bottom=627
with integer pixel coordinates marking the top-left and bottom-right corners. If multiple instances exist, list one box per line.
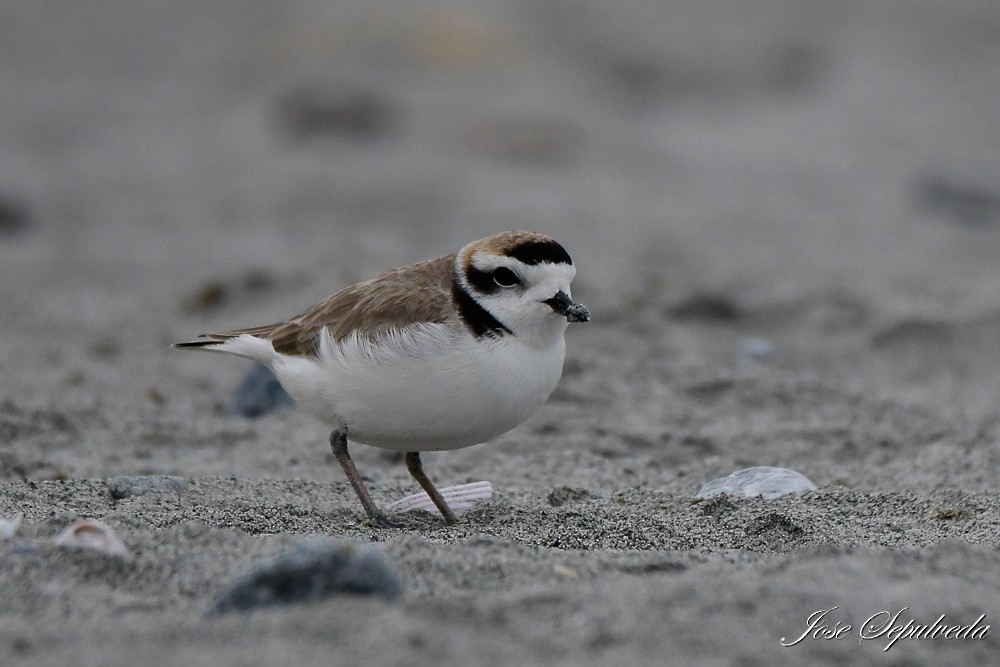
left=462, top=117, right=581, bottom=165
left=915, top=174, right=1000, bottom=226
left=106, top=475, right=187, bottom=500
left=275, top=86, right=394, bottom=141
left=1, top=513, right=23, bottom=539
left=227, top=363, right=294, bottom=418
left=181, top=281, right=229, bottom=313
left=208, top=539, right=402, bottom=615
left=737, top=337, right=775, bottom=364
left=668, top=293, right=743, bottom=322
left=697, top=466, right=817, bottom=500
left=0, top=195, right=30, bottom=237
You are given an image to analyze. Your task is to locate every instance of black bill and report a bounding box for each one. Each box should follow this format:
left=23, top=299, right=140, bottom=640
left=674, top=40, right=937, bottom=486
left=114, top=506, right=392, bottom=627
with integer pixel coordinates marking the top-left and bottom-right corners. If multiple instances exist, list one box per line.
left=544, top=290, right=591, bottom=323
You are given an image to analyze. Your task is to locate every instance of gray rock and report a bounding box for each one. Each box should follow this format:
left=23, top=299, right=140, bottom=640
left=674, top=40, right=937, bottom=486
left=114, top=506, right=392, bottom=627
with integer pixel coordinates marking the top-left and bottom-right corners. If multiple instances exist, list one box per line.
left=0, top=194, right=30, bottom=237
left=227, top=363, right=294, bottom=418
left=209, top=539, right=402, bottom=615
left=914, top=173, right=1000, bottom=227
left=107, top=475, right=187, bottom=500
left=697, top=467, right=817, bottom=500
left=737, top=337, right=776, bottom=364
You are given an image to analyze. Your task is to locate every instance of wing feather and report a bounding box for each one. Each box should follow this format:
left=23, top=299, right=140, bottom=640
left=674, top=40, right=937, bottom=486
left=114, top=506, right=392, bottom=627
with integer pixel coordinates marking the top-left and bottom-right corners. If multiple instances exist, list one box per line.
left=182, top=254, right=459, bottom=358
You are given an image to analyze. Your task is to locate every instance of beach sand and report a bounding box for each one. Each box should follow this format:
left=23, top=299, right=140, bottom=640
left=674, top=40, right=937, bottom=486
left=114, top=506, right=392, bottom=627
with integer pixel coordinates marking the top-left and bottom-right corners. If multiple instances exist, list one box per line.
left=2, top=1, right=999, bottom=664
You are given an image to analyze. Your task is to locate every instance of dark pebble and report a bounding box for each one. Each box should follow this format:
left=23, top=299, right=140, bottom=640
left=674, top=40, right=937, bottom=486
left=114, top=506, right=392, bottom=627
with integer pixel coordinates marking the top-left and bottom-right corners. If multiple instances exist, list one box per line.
left=915, top=174, right=1000, bottom=227
left=208, top=539, right=402, bottom=615
left=181, top=281, right=229, bottom=313
left=276, top=86, right=394, bottom=141
left=0, top=195, right=30, bottom=237
left=227, top=363, right=294, bottom=418
left=180, top=270, right=277, bottom=313
left=668, top=293, right=744, bottom=322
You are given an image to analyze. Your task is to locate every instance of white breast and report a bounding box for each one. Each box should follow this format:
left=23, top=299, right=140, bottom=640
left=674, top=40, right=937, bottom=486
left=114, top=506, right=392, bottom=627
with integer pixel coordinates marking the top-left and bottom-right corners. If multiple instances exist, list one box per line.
left=270, top=325, right=566, bottom=451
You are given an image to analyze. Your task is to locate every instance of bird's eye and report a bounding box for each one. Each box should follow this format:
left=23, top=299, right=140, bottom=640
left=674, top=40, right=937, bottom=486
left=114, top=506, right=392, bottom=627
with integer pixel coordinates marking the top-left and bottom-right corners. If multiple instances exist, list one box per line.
left=492, top=267, right=520, bottom=287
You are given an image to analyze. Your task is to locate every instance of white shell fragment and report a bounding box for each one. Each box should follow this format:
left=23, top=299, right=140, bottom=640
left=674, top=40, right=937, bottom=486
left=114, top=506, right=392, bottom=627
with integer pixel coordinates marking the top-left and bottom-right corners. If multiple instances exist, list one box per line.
left=0, top=513, right=23, bottom=540
left=697, top=466, right=817, bottom=500
left=387, top=481, right=493, bottom=516
left=53, top=519, right=129, bottom=557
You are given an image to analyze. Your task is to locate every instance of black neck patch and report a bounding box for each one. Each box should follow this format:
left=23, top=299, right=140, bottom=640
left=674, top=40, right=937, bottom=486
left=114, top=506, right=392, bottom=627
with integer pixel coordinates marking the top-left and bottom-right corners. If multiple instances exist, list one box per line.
left=452, top=282, right=512, bottom=339
left=507, top=239, right=572, bottom=266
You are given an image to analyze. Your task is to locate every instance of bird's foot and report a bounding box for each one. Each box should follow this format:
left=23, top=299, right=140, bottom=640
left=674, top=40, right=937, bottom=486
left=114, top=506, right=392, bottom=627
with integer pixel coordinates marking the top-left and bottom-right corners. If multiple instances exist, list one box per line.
left=368, top=511, right=406, bottom=529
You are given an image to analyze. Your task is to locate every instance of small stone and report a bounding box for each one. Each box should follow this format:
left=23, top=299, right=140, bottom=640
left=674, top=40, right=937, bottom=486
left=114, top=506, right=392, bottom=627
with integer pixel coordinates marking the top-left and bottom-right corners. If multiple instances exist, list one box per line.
left=180, top=270, right=277, bottom=313
left=552, top=564, right=579, bottom=580
left=668, top=293, right=743, bottom=322
left=0, top=512, right=23, bottom=539
left=208, top=539, right=402, bottom=615
left=930, top=505, right=965, bottom=520
left=738, top=337, right=775, bottom=364
left=241, top=269, right=276, bottom=293
left=181, top=281, right=229, bottom=313
left=0, top=195, right=30, bottom=237
left=462, top=117, right=582, bottom=165
left=914, top=174, right=1000, bottom=227
left=276, top=86, right=394, bottom=141
left=697, top=466, right=817, bottom=500
left=87, top=338, right=121, bottom=359
left=107, top=475, right=187, bottom=500
left=146, top=387, right=167, bottom=406
left=227, top=363, right=294, bottom=418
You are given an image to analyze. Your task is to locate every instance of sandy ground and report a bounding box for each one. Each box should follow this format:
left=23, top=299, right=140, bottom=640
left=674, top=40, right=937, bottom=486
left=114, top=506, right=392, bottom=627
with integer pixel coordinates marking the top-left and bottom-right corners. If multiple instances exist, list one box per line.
left=2, top=1, right=1000, bottom=664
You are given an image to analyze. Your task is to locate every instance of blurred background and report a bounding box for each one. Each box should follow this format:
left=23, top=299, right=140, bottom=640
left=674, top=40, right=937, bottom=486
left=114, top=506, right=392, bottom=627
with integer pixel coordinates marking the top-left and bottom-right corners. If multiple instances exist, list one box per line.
left=3, top=8, right=1000, bottom=662
left=2, top=0, right=1000, bottom=434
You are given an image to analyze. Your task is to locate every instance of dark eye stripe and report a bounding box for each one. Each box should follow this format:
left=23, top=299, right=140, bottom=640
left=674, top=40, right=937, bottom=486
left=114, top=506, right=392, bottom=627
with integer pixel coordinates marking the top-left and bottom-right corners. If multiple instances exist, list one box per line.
left=466, top=266, right=499, bottom=294
left=506, top=240, right=572, bottom=266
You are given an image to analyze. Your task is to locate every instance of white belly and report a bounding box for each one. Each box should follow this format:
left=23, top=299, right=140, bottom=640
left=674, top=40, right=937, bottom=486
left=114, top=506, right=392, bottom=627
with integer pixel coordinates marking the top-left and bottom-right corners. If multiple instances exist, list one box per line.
left=270, top=326, right=566, bottom=451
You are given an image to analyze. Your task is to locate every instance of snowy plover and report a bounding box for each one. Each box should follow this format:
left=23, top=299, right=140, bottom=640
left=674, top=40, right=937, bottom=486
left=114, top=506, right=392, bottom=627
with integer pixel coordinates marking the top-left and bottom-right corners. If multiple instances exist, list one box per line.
left=175, top=231, right=589, bottom=526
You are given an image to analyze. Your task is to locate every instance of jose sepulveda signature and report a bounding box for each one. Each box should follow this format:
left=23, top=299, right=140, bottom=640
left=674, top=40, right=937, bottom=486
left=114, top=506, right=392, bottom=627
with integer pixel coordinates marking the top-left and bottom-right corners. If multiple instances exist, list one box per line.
left=781, top=607, right=990, bottom=651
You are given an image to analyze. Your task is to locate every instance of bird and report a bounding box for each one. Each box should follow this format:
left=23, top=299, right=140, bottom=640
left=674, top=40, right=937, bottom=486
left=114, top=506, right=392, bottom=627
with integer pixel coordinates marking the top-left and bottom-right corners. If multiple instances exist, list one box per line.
left=174, top=231, right=590, bottom=527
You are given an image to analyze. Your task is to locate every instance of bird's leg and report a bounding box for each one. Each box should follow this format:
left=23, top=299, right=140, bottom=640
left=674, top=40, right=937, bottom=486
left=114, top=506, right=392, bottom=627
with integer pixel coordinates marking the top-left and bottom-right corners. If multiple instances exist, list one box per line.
left=329, top=430, right=399, bottom=528
left=404, top=452, right=459, bottom=524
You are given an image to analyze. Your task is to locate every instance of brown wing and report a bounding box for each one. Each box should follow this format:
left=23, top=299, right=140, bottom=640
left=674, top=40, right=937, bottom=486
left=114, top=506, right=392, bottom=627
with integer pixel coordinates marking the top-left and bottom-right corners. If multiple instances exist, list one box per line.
left=202, top=254, right=458, bottom=357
